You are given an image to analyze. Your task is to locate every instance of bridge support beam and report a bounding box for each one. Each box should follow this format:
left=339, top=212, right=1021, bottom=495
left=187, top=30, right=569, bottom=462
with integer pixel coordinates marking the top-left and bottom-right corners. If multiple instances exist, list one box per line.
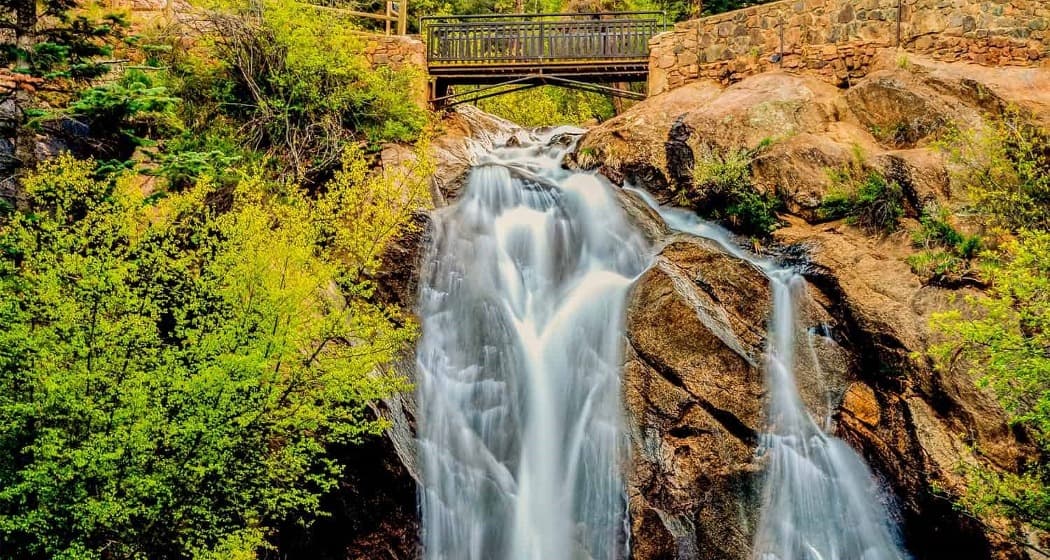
left=431, top=74, right=645, bottom=109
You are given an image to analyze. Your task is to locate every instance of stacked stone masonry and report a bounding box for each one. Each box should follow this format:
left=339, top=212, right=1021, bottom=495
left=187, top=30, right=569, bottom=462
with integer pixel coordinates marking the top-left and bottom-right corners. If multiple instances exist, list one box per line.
left=364, top=35, right=429, bottom=108
left=364, top=35, right=427, bottom=71
left=649, top=0, right=1049, bottom=94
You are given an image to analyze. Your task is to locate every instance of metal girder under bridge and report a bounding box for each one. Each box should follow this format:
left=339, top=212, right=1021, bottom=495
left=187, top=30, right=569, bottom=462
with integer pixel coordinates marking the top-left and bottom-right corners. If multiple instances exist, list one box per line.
left=422, top=11, right=664, bottom=107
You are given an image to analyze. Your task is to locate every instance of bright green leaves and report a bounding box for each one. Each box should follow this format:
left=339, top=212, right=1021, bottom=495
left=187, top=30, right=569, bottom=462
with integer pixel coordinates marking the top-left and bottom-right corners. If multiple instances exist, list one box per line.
left=686, top=142, right=781, bottom=236
left=931, top=231, right=1050, bottom=530
left=927, top=111, right=1050, bottom=533
left=941, top=109, right=1050, bottom=233
left=0, top=153, right=416, bottom=558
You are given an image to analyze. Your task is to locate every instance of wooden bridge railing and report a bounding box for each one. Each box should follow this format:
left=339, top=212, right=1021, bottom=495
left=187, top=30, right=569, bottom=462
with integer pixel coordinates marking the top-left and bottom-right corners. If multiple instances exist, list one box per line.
left=422, top=12, right=664, bottom=66
left=308, top=0, right=409, bottom=34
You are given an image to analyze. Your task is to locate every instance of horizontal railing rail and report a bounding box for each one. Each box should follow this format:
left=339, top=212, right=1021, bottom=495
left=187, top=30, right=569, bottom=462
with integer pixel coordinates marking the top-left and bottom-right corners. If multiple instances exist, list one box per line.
left=423, top=12, right=663, bottom=65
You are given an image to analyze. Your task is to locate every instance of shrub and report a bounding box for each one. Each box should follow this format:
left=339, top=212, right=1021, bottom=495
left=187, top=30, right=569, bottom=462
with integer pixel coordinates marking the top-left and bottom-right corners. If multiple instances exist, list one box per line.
left=0, top=153, right=420, bottom=558
left=957, top=234, right=983, bottom=259
left=907, top=205, right=985, bottom=281
left=688, top=143, right=781, bottom=236
left=819, top=168, right=904, bottom=233
left=64, top=70, right=182, bottom=154
left=931, top=230, right=1050, bottom=531
left=192, top=0, right=430, bottom=181
left=149, top=148, right=242, bottom=190
left=0, top=0, right=128, bottom=80
left=911, top=204, right=964, bottom=249
left=941, top=109, right=1050, bottom=232
left=906, top=249, right=961, bottom=279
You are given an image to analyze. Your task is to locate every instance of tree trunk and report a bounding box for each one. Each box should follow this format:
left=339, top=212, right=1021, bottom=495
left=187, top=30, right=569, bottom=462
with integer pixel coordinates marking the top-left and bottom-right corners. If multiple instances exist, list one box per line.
left=14, top=0, right=36, bottom=70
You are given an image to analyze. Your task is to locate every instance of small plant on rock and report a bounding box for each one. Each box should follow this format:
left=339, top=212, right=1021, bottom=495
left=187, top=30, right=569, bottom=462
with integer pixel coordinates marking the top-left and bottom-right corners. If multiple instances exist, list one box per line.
left=819, top=168, right=904, bottom=234
left=687, top=140, right=781, bottom=236
left=906, top=204, right=985, bottom=284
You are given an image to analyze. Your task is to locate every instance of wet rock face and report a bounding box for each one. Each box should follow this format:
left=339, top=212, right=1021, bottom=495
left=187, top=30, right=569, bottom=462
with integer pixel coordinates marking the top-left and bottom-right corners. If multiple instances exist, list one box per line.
left=616, top=203, right=1034, bottom=559
left=618, top=216, right=1026, bottom=559
left=624, top=238, right=766, bottom=560
left=600, top=57, right=1049, bottom=555
left=621, top=230, right=859, bottom=560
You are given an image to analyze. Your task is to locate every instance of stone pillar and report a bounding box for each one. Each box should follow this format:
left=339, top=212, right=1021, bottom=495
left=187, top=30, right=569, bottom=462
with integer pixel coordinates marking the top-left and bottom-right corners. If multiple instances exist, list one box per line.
left=364, top=35, right=430, bottom=111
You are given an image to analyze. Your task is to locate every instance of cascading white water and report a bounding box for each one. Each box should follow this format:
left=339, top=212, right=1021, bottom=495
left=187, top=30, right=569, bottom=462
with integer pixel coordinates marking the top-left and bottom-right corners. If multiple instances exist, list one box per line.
left=629, top=187, right=911, bottom=560
left=415, top=129, right=649, bottom=560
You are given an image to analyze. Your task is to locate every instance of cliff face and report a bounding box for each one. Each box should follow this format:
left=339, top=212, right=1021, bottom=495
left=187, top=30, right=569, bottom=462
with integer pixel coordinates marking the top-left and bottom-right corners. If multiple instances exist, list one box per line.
left=569, top=51, right=1048, bottom=559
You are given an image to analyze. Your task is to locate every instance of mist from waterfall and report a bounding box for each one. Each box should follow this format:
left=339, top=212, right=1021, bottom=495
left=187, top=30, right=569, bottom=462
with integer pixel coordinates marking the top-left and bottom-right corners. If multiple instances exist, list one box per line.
left=629, top=188, right=911, bottom=560
left=415, top=129, right=649, bottom=560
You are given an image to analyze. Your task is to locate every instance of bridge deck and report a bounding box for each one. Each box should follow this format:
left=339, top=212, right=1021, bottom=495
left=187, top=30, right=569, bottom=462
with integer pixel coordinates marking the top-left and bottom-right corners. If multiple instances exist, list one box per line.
left=423, top=12, right=663, bottom=104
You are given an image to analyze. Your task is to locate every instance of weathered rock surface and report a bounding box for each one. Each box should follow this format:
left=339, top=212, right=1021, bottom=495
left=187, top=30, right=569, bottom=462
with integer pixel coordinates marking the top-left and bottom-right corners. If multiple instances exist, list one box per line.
left=571, top=52, right=1050, bottom=223
left=579, top=54, right=1047, bottom=560
left=624, top=237, right=767, bottom=560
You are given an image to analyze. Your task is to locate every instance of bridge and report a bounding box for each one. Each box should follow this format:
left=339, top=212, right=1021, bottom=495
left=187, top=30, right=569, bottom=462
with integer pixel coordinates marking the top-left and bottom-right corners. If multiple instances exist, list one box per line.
left=422, top=12, right=665, bottom=107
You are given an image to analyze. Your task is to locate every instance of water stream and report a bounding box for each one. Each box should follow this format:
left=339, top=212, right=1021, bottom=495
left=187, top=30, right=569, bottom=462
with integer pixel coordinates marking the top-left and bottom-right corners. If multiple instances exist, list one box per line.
left=629, top=189, right=911, bottom=560
left=416, top=130, right=909, bottom=560
left=415, top=129, right=649, bottom=560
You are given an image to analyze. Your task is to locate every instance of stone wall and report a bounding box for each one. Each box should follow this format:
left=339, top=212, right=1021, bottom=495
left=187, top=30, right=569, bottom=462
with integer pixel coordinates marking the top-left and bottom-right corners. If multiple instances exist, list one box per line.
left=649, top=0, right=1049, bottom=94
left=364, top=35, right=430, bottom=108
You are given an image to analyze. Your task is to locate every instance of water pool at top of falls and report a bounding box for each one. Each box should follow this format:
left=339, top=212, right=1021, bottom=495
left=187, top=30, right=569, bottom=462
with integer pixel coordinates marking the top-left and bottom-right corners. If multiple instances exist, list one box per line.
left=415, top=129, right=911, bottom=560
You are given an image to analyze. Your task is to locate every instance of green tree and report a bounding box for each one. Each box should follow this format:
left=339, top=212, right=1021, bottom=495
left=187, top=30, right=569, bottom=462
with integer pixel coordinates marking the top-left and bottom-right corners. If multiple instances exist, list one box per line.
left=942, top=109, right=1050, bottom=233
left=0, top=152, right=421, bottom=558
left=1, top=0, right=126, bottom=78
left=179, top=0, right=428, bottom=182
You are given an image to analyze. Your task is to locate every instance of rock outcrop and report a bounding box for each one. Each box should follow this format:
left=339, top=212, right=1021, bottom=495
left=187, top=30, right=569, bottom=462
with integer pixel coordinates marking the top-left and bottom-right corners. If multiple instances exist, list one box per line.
left=363, top=52, right=1048, bottom=560
left=571, top=51, right=1049, bottom=222
left=575, top=51, right=1047, bottom=560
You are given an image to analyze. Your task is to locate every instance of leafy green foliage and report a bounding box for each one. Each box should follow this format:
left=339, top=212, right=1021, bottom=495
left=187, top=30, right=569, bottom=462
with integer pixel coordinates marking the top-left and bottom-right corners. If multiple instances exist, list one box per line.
left=181, top=0, right=428, bottom=181
left=906, top=205, right=984, bottom=282
left=0, top=0, right=128, bottom=79
left=0, top=153, right=421, bottom=558
left=67, top=70, right=181, bottom=143
left=906, top=249, right=961, bottom=280
left=687, top=142, right=780, bottom=236
left=931, top=230, right=1050, bottom=531
left=475, top=85, right=615, bottom=127
left=942, top=109, right=1050, bottom=232
left=148, top=148, right=242, bottom=190
left=819, top=164, right=904, bottom=233
left=911, top=204, right=964, bottom=249
left=925, top=110, right=1050, bottom=534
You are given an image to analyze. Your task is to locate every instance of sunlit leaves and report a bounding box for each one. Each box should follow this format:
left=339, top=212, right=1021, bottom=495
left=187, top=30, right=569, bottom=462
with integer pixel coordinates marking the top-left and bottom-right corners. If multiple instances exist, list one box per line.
left=0, top=153, right=417, bottom=558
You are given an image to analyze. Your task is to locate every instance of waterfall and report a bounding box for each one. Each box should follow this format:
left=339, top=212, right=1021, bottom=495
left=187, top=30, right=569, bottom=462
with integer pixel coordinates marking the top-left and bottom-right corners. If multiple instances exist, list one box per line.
left=629, top=188, right=911, bottom=560
left=415, top=128, right=649, bottom=560
left=416, top=124, right=909, bottom=560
